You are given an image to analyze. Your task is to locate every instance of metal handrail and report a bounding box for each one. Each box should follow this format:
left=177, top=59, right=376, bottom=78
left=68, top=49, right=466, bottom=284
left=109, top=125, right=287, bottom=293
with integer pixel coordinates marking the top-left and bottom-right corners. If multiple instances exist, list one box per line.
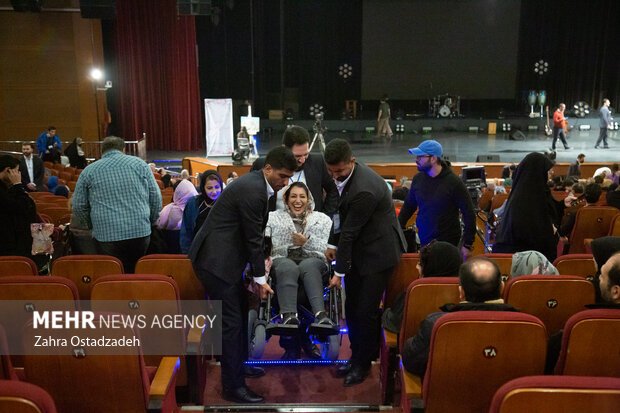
left=0, top=137, right=146, bottom=161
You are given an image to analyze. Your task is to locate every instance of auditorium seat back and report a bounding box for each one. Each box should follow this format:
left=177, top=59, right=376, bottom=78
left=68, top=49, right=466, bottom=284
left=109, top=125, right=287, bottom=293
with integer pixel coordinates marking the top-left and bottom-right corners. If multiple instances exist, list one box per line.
left=398, top=277, right=460, bottom=352
left=135, top=254, right=205, bottom=303
left=503, top=275, right=595, bottom=335
left=385, top=253, right=420, bottom=308
left=568, top=207, right=620, bottom=254
left=0, top=325, right=17, bottom=381
left=50, top=255, right=124, bottom=300
left=489, top=375, right=620, bottom=413
left=554, top=309, right=620, bottom=376
left=0, top=256, right=38, bottom=276
left=484, top=253, right=513, bottom=281
left=0, top=380, right=57, bottom=413
left=422, top=311, right=547, bottom=413
left=553, top=254, right=597, bottom=281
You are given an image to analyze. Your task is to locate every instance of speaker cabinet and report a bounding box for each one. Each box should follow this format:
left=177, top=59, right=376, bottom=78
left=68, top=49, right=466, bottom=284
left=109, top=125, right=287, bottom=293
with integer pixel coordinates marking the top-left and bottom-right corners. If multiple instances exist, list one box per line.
left=476, top=154, right=500, bottom=162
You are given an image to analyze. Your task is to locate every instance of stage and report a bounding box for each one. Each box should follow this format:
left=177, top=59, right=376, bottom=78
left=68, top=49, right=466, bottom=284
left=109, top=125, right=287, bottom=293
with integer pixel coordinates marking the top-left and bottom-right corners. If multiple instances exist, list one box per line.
left=151, top=115, right=618, bottom=180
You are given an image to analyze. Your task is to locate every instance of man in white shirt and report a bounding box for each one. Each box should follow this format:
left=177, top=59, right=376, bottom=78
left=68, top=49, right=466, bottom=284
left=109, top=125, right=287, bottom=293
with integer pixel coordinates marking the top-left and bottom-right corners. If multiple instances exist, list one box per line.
left=19, top=143, right=44, bottom=192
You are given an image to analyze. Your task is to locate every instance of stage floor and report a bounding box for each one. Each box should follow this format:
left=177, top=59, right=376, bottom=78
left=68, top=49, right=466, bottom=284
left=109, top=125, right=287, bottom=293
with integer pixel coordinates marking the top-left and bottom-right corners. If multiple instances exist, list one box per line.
left=150, top=128, right=619, bottom=166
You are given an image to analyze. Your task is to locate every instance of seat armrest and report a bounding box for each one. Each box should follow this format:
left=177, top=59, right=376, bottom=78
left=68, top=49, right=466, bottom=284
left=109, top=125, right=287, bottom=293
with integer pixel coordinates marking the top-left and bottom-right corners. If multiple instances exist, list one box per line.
left=185, top=325, right=202, bottom=354
left=148, top=356, right=179, bottom=411
left=399, top=356, right=422, bottom=398
left=383, top=329, right=398, bottom=349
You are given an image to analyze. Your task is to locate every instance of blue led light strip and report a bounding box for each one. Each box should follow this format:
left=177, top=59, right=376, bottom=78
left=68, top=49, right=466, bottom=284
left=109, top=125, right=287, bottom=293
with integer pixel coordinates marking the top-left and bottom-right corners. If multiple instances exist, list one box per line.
left=245, top=360, right=348, bottom=366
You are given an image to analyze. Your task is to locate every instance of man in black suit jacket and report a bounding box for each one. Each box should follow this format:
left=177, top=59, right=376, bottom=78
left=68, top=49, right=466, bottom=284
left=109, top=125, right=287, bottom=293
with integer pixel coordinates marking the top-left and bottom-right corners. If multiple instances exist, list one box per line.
left=251, top=125, right=338, bottom=215
left=189, top=146, right=296, bottom=403
left=19, top=143, right=44, bottom=192
left=324, top=139, right=407, bottom=386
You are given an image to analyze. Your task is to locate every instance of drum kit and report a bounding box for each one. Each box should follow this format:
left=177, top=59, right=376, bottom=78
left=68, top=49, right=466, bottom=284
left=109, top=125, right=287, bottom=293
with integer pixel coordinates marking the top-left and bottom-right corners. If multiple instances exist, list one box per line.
left=528, top=90, right=546, bottom=118
left=429, top=94, right=461, bottom=118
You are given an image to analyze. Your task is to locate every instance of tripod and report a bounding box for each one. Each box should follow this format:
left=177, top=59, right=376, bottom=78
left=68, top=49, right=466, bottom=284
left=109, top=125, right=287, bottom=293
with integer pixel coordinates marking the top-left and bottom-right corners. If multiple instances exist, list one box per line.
left=309, top=129, right=326, bottom=152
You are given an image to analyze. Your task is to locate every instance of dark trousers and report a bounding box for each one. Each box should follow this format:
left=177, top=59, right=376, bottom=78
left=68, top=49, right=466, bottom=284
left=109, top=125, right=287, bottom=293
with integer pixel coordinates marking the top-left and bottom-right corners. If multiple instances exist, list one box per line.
left=196, top=271, right=247, bottom=391
left=344, top=265, right=394, bottom=369
left=595, top=128, right=609, bottom=148
left=95, top=235, right=150, bottom=274
left=551, top=126, right=568, bottom=149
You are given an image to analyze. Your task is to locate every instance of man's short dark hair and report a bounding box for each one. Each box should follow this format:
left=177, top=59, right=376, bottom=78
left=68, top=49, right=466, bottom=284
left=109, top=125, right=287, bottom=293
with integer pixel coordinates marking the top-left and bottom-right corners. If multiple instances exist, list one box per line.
left=264, top=146, right=296, bottom=171
left=585, top=183, right=603, bottom=204
left=608, top=255, right=620, bottom=288
left=102, top=136, right=125, bottom=153
left=594, top=175, right=604, bottom=185
left=578, top=153, right=585, bottom=159
left=0, top=155, right=20, bottom=172
left=22, top=142, right=35, bottom=149
left=281, top=126, right=309, bottom=148
left=324, top=138, right=352, bottom=165
left=48, top=126, right=56, bottom=131
left=458, top=256, right=502, bottom=303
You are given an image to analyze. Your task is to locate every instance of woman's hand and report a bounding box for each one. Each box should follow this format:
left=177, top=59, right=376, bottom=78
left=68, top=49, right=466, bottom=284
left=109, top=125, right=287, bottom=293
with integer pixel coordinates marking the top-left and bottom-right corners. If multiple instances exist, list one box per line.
left=292, top=232, right=307, bottom=246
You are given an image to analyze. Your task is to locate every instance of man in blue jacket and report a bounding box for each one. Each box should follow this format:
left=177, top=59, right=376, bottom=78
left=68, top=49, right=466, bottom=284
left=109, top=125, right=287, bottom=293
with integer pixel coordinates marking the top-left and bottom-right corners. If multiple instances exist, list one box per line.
left=36, top=126, right=62, bottom=163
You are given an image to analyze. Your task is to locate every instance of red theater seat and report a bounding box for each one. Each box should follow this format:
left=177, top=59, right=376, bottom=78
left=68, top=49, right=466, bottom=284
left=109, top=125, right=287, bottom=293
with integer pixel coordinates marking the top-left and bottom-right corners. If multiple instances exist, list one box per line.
left=50, top=255, right=124, bottom=300
left=489, top=375, right=620, bottom=413
left=553, top=254, right=597, bottom=280
left=484, top=253, right=514, bottom=281
left=0, top=256, right=38, bottom=276
left=503, top=275, right=595, bottom=335
left=0, top=380, right=58, bottom=413
left=554, top=308, right=620, bottom=376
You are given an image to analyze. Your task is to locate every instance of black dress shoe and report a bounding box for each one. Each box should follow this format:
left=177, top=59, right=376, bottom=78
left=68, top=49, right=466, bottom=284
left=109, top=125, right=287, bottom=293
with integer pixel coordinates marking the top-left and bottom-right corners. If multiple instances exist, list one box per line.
left=336, top=362, right=352, bottom=377
left=280, top=348, right=301, bottom=361
left=244, top=365, right=265, bottom=378
left=343, top=365, right=370, bottom=387
left=302, top=342, right=322, bottom=360
left=222, top=386, right=264, bottom=403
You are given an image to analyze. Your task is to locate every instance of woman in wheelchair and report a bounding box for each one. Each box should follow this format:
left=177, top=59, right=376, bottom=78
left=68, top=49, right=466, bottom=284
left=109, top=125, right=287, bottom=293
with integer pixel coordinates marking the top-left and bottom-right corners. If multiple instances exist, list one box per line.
left=267, top=182, right=333, bottom=327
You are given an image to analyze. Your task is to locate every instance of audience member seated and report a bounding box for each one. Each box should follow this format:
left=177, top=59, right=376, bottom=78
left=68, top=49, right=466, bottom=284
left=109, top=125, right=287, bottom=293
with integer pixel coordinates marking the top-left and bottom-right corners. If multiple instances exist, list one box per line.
left=36, top=126, right=62, bottom=164
left=45, top=176, right=69, bottom=196
left=502, top=164, right=515, bottom=187
left=226, top=171, right=238, bottom=186
left=64, top=137, right=87, bottom=169
left=593, top=166, right=612, bottom=180
left=559, top=183, right=603, bottom=239
left=610, top=164, right=620, bottom=185
left=267, top=182, right=332, bottom=359
left=0, top=156, right=37, bottom=258
left=417, top=240, right=462, bottom=278
left=606, top=182, right=620, bottom=210
left=156, top=179, right=198, bottom=253
left=382, top=240, right=462, bottom=334
left=590, top=236, right=620, bottom=302
left=180, top=170, right=223, bottom=254
left=180, top=169, right=190, bottom=180
left=401, top=256, right=518, bottom=377
left=510, top=250, right=559, bottom=278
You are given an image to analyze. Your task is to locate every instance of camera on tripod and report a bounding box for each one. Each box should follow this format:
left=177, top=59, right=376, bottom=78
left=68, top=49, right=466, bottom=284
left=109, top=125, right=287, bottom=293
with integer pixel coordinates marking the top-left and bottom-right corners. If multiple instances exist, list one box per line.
left=313, top=113, right=325, bottom=134
left=461, top=165, right=487, bottom=203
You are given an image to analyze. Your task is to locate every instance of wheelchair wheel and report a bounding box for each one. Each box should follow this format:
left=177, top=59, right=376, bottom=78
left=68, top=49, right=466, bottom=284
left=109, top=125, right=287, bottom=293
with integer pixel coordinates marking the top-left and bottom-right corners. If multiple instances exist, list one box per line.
left=248, top=309, right=258, bottom=341
left=249, top=323, right=266, bottom=359
left=321, top=334, right=340, bottom=361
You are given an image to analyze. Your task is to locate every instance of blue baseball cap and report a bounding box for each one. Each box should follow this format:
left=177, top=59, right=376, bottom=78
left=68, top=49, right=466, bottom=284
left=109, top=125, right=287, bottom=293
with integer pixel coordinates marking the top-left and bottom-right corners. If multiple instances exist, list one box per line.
left=408, top=140, right=443, bottom=157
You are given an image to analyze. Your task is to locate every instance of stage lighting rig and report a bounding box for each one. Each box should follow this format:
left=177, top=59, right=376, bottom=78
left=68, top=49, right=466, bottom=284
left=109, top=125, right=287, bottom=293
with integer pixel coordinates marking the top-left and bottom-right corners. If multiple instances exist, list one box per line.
left=309, top=103, right=324, bottom=119
left=573, top=101, right=590, bottom=118
left=338, top=64, right=352, bottom=79
left=534, top=59, right=549, bottom=75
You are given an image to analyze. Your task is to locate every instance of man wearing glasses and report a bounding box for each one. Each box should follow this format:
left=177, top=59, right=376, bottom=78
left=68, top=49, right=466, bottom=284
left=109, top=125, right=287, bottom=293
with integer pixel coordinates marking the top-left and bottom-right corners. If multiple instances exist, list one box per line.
left=398, top=139, right=475, bottom=259
left=252, top=125, right=338, bottom=215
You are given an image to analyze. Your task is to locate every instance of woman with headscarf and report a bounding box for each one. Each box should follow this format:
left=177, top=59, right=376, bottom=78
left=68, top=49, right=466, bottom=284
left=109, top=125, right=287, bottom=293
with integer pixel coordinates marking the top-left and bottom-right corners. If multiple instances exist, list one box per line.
left=493, top=152, right=564, bottom=262
left=156, top=179, right=198, bottom=253
left=268, top=182, right=332, bottom=324
left=64, top=137, right=87, bottom=169
left=510, top=250, right=559, bottom=278
left=180, top=170, right=223, bottom=254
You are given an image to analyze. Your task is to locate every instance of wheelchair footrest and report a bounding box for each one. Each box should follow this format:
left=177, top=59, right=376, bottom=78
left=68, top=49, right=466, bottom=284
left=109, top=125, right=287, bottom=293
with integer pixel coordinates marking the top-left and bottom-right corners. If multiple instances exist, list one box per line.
left=307, top=323, right=340, bottom=337
left=266, top=322, right=300, bottom=336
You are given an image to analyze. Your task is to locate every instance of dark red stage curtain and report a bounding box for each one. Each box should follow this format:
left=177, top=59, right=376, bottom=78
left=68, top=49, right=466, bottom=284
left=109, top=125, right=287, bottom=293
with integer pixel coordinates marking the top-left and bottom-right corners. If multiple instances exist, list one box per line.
left=112, top=0, right=203, bottom=151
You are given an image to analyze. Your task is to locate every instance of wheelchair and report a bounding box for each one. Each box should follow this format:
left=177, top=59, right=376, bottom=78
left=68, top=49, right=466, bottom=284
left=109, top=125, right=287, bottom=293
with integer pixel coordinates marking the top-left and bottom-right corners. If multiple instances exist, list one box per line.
left=248, top=262, right=343, bottom=361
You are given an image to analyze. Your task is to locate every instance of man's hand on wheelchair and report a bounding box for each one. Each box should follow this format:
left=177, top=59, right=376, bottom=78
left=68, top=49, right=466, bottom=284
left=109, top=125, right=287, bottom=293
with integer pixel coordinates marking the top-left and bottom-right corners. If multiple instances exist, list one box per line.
left=325, top=248, right=337, bottom=262
left=256, top=281, right=274, bottom=300
left=328, top=274, right=342, bottom=289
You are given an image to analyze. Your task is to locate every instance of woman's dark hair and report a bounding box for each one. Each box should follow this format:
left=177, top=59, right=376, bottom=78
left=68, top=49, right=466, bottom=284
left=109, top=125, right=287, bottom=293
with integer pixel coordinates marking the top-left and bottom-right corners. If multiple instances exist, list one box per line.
left=283, top=182, right=310, bottom=204
left=418, top=240, right=462, bottom=277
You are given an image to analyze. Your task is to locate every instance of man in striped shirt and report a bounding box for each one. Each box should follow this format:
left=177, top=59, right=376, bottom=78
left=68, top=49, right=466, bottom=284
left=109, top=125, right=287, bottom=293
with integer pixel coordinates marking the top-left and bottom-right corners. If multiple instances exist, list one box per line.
left=72, top=136, right=162, bottom=272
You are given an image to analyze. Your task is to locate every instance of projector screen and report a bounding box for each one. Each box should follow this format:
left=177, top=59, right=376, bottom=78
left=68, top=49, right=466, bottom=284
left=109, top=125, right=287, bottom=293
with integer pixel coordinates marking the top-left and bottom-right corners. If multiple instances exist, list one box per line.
left=361, top=0, right=521, bottom=100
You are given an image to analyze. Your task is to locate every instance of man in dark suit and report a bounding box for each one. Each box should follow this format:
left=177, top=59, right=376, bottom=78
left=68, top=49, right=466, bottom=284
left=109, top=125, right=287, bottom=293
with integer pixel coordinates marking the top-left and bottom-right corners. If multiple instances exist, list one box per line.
left=189, top=146, right=297, bottom=403
left=251, top=125, right=338, bottom=215
left=324, top=139, right=406, bottom=386
left=19, top=143, right=44, bottom=192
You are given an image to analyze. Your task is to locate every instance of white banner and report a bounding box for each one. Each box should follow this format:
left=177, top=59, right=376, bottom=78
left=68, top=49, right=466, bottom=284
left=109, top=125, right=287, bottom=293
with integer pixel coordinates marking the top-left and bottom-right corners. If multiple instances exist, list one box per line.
left=204, top=98, right=234, bottom=157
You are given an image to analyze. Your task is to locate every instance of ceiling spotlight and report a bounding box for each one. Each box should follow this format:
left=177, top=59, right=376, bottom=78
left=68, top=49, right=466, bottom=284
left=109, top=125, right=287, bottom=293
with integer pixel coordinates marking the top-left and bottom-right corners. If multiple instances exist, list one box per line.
left=338, top=63, right=352, bottom=79
left=534, top=60, right=549, bottom=76
left=573, top=101, right=590, bottom=118
left=89, top=68, right=103, bottom=80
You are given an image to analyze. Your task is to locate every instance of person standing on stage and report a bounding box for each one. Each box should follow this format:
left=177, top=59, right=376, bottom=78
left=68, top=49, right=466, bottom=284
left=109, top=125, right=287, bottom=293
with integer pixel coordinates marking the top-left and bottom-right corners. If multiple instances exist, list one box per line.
left=189, top=146, right=296, bottom=404
left=398, top=140, right=476, bottom=258
left=324, top=138, right=406, bottom=386
left=376, top=95, right=393, bottom=139
left=595, top=99, right=613, bottom=149
left=551, top=103, right=570, bottom=151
